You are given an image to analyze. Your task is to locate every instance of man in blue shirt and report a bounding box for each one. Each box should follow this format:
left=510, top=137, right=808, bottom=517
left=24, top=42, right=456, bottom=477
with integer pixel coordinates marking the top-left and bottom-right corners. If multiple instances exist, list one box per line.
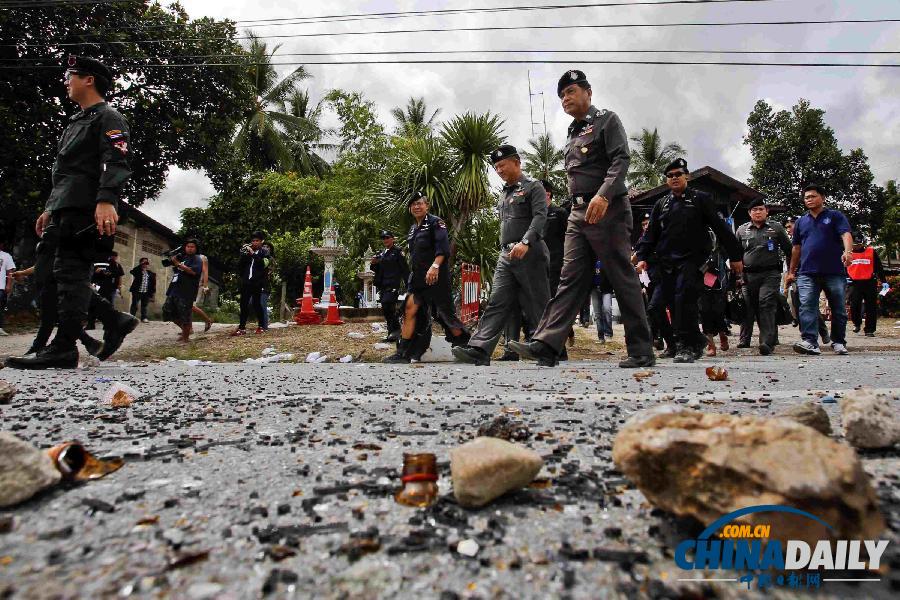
left=162, top=239, right=203, bottom=342
left=785, top=184, right=853, bottom=355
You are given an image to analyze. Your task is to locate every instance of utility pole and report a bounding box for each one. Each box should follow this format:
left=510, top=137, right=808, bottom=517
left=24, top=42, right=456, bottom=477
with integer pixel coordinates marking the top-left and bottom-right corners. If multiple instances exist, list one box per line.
left=527, top=70, right=546, bottom=137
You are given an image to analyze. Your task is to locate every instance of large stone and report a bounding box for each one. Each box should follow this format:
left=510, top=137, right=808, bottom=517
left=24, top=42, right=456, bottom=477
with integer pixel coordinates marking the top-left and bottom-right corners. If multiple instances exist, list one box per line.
left=450, top=437, right=543, bottom=508
left=0, top=380, right=15, bottom=405
left=776, top=400, right=832, bottom=435
left=840, top=389, right=900, bottom=449
left=612, top=405, right=884, bottom=544
left=0, top=432, right=61, bottom=507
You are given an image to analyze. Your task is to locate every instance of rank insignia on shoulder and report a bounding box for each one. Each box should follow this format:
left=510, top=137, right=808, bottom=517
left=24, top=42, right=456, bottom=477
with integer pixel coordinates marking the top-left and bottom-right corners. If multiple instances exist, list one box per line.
left=580, top=146, right=588, bottom=154
left=437, top=219, right=447, bottom=229
left=113, top=140, right=128, bottom=155
left=105, top=129, right=122, bottom=137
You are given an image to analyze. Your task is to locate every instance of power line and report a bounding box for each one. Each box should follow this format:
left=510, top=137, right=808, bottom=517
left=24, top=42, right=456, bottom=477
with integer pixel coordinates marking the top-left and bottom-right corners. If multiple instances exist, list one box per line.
left=2, top=59, right=896, bottom=69
left=0, top=0, right=138, bottom=7
left=5, top=49, right=899, bottom=64
left=5, top=18, right=898, bottom=48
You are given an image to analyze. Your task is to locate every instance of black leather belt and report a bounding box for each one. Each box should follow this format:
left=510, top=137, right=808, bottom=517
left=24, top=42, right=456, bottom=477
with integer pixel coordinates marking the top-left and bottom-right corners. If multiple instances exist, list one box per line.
left=744, top=266, right=782, bottom=273
left=570, top=195, right=589, bottom=207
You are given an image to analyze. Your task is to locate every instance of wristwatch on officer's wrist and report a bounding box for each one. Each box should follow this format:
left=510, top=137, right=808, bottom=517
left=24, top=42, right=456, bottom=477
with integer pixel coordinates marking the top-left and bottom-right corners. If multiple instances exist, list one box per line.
left=520, top=239, right=529, bottom=246
left=430, top=263, right=440, bottom=270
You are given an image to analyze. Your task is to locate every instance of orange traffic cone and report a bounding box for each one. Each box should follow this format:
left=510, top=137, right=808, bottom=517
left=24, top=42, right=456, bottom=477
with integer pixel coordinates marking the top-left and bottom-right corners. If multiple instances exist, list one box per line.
left=294, top=266, right=322, bottom=325
left=324, top=285, right=344, bottom=325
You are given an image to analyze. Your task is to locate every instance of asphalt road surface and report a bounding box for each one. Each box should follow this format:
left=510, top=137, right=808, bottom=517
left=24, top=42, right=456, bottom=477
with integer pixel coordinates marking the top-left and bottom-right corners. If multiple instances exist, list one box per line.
left=1, top=353, right=898, bottom=599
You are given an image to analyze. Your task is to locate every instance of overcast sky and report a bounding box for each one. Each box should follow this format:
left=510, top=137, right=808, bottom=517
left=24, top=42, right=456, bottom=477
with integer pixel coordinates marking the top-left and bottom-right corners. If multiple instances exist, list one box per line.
left=141, top=0, right=900, bottom=230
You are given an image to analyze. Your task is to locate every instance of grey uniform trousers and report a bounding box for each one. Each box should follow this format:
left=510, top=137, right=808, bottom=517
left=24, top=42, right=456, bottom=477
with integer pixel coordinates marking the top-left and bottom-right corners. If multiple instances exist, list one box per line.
left=741, top=270, right=782, bottom=348
left=470, top=242, right=550, bottom=356
left=532, top=198, right=653, bottom=357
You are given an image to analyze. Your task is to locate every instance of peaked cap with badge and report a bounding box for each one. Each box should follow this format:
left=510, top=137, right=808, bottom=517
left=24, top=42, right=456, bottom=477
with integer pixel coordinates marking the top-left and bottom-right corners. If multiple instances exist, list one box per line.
left=66, top=54, right=112, bottom=86
left=491, top=144, right=519, bottom=164
left=557, top=69, right=589, bottom=97
left=663, top=157, right=689, bottom=175
left=407, top=190, right=427, bottom=207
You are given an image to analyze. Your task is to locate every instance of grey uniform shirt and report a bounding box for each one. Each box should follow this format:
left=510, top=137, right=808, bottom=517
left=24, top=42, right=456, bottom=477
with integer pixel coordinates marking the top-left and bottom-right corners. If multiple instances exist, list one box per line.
left=564, top=105, right=630, bottom=202
left=498, top=176, right=547, bottom=246
left=736, top=219, right=792, bottom=271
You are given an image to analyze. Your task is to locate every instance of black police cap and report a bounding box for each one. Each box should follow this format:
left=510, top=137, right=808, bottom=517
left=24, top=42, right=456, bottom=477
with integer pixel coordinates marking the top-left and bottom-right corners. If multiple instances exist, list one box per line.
left=66, top=54, right=112, bottom=83
left=663, top=158, right=688, bottom=175
left=557, top=69, right=589, bottom=97
left=380, top=229, right=395, bottom=239
left=747, top=198, right=767, bottom=210
left=407, top=191, right=427, bottom=207
left=490, top=144, right=519, bottom=164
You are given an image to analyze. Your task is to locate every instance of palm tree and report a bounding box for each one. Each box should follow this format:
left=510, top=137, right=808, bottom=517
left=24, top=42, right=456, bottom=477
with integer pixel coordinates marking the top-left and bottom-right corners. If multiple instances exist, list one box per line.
left=522, top=133, right=566, bottom=195
left=378, top=111, right=504, bottom=242
left=390, top=97, right=441, bottom=139
left=627, top=127, right=686, bottom=190
left=284, top=90, right=334, bottom=178
left=233, top=33, right=315, bottom=171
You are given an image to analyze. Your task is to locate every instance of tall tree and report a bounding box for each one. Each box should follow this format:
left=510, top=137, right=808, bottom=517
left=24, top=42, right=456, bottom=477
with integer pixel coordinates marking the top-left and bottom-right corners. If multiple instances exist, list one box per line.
left=744, top=99, right=882, bottom=233
left=285, top=90, right=333, bottom=178
left=325, top=89, right=390, bottom=176
left=390, top=97, right=441, bottom=138
left=233, top=33, right=314, bottom=172
left=0, top=1, right=252, bottom=246
left=379, top=112, right=504, bottom=245
left=877, top=180, right=900, bottom=259
left=521, top=134, right=566, bottom=196
left=627, top=128, right=685, bottom=190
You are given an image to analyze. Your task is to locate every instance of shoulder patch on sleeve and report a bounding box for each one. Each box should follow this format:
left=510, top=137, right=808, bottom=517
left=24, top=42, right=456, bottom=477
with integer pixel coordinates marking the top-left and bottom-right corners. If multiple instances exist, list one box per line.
left=437, top=219, right=447, bottom=229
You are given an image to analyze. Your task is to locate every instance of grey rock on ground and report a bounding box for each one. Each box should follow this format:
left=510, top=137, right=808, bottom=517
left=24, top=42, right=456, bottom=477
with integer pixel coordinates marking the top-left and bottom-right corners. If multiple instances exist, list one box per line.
left=777, top=399, right=832, bottom=435
left=840, top=388, right=900, bottom=449
left=450, top=436, right=543, bottom=508
left=0, top=379, right=15, bottom=404
left=612, top=405, right=885, bottom=545
left=0, top=432, right=61, bottom=507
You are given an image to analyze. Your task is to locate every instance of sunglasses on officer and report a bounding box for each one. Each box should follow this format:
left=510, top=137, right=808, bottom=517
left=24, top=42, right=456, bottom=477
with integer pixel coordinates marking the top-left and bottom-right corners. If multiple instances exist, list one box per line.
left=665, top=171, right=687, bottom=179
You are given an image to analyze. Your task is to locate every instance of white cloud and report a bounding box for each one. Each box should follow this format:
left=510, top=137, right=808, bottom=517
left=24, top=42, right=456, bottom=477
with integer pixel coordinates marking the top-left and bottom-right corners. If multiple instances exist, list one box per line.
left=141, top=167, right=215, bottom=231
left=147, top=0, right=900, bottom=229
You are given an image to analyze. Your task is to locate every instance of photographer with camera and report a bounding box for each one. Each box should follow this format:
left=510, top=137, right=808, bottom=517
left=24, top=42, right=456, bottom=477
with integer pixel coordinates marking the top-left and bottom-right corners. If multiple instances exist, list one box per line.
left=162, top=239, right=202, bottom=342
left=232, top=231, right=269, bottom=336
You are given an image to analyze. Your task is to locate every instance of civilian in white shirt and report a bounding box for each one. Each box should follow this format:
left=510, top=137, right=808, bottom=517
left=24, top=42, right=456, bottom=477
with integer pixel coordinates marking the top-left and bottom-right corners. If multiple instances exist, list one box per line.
left=0, top=241, right=16, bottom=336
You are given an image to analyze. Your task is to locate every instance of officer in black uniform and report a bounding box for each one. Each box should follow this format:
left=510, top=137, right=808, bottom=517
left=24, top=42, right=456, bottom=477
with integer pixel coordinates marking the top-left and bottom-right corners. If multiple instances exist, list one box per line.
left=510, top=70, right=655, bottom=367
left=383, top=192, right=469, bottom=363
left=736, top=198, right=792, bottom=354
left=453, top=145, right=550, bottom=365
left=499, top=178, right=567, bottom=361
left=371, top=229, right=409, bottom=342
left=634, top=158, right=744, bottom=363
left=7, top=56, right=138, bottom=369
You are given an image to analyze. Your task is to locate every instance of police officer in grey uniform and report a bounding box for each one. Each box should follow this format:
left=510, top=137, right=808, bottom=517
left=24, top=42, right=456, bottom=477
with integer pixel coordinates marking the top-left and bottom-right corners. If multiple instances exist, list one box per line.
left=510, top=70, right=655, bottom=368
left=736, top=198, right=791, bottom=355
left=499, top=178, right=566, bottom=361
left=7, top=56, right=138, bottom=369
left=453, top=145, right=550, bottom=365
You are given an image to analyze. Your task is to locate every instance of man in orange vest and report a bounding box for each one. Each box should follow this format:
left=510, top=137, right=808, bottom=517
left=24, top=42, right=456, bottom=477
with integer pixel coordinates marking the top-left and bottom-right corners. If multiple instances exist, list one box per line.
left=847, top=232, right=886, bottom=337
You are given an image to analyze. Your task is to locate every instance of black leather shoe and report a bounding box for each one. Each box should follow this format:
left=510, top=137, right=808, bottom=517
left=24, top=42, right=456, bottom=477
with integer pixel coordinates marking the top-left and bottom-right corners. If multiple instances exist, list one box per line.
left=865, top=332, right=875, bottom=337
left=852, top=326, right=861, bottom=333
left=619, top=354, right=656, bottom=368
left=6, top=345, right=78, bottom=370
left=658, top=346, right=677, bottom=359
left=558, top=347, right=568, bottom=362
left=736, top=341, right=750, bottom=349
left=759, top=343, right=772, bottom=356
left=508, top=340, right=557, bottom=364
left=497, top=351, right=520, bottom=361
left=97, top=312, right=139, bottom=361
left=452, top=345, right=490, bottom=366
left=81, top=335, right=104, bottom=357
left=383, top=338, right=412, bottom=364
left=673, top=349, right=695, bottom=363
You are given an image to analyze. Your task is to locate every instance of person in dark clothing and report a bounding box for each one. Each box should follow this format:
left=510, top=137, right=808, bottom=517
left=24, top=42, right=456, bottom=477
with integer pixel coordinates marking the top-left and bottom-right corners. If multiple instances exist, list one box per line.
left=699, top=232, right=730, bottom=356
left=591, top=260, right=614, bottom=343
left=383, top=192, right=470, bottom=363
left=6, top=55, right=138, bottom=370
left=634, top=158, right=744, bottom=363
left=372, top=229, right=409, bottom=342
left=128, top=257, right=156, bottom=322
left=847, top=232, right=886, bottom=336
left=258, top=242, right=275, bottom=330
left=162, top=239, right=202, bottom=342
left=232, top=231, right=269, bottom=335
left=87, top=251, right=124, bottom=329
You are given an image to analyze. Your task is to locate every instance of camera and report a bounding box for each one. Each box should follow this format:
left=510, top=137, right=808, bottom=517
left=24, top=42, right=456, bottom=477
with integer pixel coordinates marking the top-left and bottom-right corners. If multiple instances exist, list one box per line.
left=240, top=243, right=254, bottom=255
left=161, top=245, right=184, bottom=268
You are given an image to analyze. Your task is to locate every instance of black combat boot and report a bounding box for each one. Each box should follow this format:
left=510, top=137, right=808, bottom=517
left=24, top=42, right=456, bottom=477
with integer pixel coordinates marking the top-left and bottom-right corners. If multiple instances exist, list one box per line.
left=97, top=311, right=139, bottom=360
left=383, top=338, right=412, bottom=364
left=673, top=345, right=695, bottom=363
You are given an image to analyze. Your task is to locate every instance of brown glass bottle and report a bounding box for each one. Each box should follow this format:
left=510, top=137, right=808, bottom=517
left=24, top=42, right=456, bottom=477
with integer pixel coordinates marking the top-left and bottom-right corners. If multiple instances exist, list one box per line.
left=394, top=453, right=438, bottom=508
